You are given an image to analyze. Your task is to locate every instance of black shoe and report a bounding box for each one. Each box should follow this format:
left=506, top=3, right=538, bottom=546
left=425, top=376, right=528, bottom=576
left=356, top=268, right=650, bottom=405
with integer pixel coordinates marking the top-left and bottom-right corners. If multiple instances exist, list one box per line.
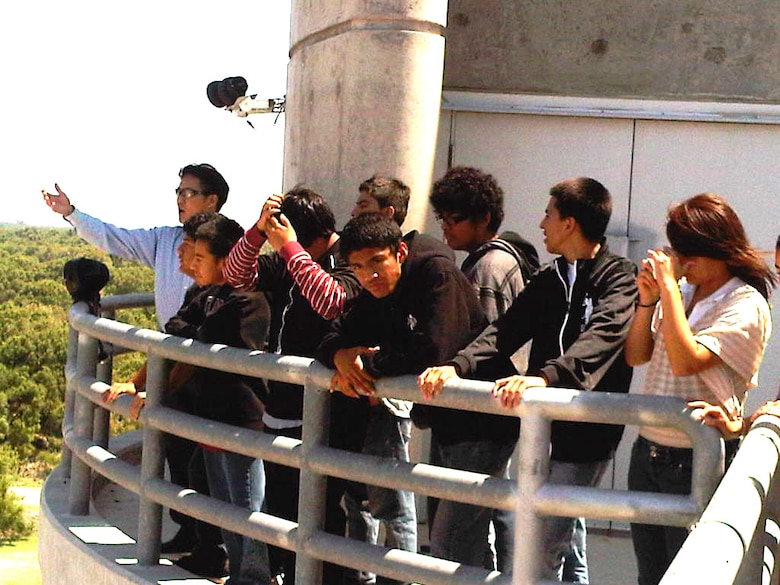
left=174, top=549, right=229, bottom=578
left=160, top=529, right=198, bottom=554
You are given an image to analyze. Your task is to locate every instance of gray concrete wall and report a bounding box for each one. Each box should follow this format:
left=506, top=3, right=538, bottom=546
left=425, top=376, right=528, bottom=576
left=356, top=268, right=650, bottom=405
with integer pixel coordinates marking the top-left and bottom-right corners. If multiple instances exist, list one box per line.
left=284, top=0, right=448, bottom=230
left=444, top=0, right=780, bottom=103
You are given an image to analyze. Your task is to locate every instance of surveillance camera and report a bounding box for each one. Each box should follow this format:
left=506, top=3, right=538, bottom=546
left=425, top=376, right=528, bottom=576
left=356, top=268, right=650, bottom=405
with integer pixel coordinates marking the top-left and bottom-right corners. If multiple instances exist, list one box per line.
left=207, top=76, right=285, bottom=124
left=227, top=96, right=286, bottom=117
left=207, top=76, right=249, bottom=108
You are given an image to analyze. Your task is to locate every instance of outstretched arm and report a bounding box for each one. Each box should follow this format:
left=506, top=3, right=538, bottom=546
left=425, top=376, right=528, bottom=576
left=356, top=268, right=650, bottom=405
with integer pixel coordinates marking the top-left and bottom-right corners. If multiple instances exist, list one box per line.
left=43, top=183, right=167, bottom=269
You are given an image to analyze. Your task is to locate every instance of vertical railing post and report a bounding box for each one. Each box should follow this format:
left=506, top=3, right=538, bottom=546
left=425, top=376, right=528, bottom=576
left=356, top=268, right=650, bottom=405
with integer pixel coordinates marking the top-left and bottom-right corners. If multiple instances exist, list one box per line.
left=295, top=375, right=329, bottom=585
left=68, top=331, right=98, bottom=515
left=514, top=408, right=552, bottom=585
left=61, top=324, right=79, bottom=475
left=93, top=359, right=112, bottom=450
left=93, top=307, right=116, bottom=449
left=137, top=353, right=167, bottom=565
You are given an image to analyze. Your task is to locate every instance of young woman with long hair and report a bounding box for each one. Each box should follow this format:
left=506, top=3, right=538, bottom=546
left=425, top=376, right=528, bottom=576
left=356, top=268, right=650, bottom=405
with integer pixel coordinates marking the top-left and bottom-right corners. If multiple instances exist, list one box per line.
left=624, top=193, right=775, bottom=585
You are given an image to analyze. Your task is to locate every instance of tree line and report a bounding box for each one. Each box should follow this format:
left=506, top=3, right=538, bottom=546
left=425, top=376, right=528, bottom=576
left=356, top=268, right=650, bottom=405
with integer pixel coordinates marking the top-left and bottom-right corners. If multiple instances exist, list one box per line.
left=0, top=224, right=156, bottom=540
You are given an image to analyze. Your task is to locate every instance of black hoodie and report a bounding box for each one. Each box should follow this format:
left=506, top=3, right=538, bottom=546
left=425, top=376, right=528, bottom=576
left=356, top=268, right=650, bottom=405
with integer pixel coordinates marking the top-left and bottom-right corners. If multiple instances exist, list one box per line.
left=255, top=239, right=363, bottom=422
left=165, top=283, right=270, bottom=428
left=318, top=231, right=520, bottom=445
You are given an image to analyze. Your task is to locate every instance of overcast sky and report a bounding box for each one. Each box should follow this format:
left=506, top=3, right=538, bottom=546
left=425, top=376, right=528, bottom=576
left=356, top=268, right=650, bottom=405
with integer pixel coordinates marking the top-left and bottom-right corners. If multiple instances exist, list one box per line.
left=2, top=1, right=291, bottom=229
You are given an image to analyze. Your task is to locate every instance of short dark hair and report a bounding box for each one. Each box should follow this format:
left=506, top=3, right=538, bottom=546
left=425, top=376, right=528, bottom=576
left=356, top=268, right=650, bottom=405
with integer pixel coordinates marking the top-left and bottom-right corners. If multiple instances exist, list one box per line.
left=776, top=234, right=780, bottom=249
left=358, top=175, right=411, bottom=226
left=179, top=163, right=229, bottom=211
left=429, top=166, right=504, bottom=233
left=339, top=213, right=403, bottom=262
left=192, top=214, right=244, bottom=259
left=183, top=211, right=218, bottom=238
left=280, top=187, right=336, bottom=248
left=549, top=177, right=612, bottom=242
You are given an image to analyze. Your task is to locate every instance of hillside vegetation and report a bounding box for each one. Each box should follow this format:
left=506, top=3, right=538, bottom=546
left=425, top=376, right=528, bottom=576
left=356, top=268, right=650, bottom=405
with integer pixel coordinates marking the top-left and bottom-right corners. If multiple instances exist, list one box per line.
left=0, top=224, right=156, bottom=539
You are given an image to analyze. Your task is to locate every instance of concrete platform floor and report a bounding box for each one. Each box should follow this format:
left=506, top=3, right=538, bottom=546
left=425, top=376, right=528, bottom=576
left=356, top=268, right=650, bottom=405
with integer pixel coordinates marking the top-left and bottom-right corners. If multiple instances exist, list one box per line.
left=93, top=480, right=638, bottom=584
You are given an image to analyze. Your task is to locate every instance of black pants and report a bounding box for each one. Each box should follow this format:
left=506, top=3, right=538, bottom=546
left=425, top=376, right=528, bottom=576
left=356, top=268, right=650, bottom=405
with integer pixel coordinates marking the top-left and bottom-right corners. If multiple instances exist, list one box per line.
left=263, top=425, right=349, bottom=584
left=264, top=395, right=369, bottom=583
left=628, top=436, right=739, bottom=585
left=161, top=386, right=223, bottom=550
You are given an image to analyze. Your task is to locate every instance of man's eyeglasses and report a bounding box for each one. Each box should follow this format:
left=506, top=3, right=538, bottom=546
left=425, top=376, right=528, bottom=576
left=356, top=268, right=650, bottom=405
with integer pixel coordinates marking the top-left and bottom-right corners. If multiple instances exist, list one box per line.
left=175, top=187, right=207, bottom=200
left=435, top=213, right=467, bottom=227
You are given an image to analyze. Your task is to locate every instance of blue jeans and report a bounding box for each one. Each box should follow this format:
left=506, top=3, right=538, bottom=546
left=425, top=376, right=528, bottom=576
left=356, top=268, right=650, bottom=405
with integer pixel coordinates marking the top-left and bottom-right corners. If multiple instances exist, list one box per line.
left=202, top=449, right=270, bottom=585
left=543, top=459, right=609, bottom=581
left=488, top=473, right=515, bottom=572
left=562, top=516, right=589, bottom=583
left=344, top=405, right=417, bottom=585
left=430, top=438, right=517, bottom=567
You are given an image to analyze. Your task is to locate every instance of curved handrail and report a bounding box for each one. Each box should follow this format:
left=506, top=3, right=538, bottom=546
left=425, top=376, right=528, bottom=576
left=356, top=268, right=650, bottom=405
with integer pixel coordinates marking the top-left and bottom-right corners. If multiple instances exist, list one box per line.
left=61, top=294, right=729, bottom=585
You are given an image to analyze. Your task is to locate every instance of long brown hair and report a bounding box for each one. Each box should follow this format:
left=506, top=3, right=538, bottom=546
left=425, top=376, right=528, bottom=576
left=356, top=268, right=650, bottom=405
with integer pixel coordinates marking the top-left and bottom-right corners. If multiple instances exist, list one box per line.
left=666, top=193, right=776, bottom=299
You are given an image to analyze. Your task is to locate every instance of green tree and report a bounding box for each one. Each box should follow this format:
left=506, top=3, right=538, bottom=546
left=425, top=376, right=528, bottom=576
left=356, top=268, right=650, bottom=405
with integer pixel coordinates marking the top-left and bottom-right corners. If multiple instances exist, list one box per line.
left=0, top=446, right=33, bottom=543
left=0, top=225, right=155, bottom=479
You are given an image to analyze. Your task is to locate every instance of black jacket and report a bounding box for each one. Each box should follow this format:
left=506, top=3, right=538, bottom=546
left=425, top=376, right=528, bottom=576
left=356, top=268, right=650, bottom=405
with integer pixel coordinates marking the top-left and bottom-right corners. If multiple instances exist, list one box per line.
left=451, top=243, right=638, bottom=462
left=253, top=240, right=363, bottom=422
left=165, top=283, right=270, bottom=428
left=318, top=231, right=520, bottom=445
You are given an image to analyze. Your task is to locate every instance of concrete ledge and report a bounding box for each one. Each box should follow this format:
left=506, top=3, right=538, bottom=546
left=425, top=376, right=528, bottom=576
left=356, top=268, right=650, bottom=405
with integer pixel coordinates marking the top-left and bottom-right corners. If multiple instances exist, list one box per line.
left=38, top=434, right=213, bottom=585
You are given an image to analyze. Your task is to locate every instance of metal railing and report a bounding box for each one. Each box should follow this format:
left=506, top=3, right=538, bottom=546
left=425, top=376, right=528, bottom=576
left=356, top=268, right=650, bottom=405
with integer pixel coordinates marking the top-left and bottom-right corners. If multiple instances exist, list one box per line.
left=59, top=294, right=757, bottom=585
left=661, top=415, right=780, bottom=585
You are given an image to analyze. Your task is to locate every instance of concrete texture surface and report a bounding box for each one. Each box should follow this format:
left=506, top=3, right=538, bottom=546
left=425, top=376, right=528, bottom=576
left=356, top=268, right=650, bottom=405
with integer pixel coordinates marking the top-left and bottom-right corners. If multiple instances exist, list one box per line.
left=444, top=0, right=780, bottom=103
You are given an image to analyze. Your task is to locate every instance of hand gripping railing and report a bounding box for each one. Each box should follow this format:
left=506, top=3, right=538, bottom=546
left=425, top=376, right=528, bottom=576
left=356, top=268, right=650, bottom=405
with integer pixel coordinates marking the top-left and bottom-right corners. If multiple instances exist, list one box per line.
left=62, top=295, right=726, bottom=585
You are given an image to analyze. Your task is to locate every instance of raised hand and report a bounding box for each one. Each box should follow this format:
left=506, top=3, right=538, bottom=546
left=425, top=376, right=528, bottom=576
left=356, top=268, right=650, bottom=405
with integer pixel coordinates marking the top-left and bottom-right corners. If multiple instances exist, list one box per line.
left=41, top=183, right=75, bottom=216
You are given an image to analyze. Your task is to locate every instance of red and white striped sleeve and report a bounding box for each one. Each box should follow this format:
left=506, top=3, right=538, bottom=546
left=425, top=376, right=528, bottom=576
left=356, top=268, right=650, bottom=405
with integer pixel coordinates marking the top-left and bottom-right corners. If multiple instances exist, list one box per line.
left=279, top=241, right=347, bottom=319
left=224, top=226, right=264, bottom=290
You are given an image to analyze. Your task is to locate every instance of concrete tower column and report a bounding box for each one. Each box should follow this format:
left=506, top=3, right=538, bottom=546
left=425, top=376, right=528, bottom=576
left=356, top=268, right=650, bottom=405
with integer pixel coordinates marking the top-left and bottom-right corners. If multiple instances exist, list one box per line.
left=284, top=0, right=448, bottom=230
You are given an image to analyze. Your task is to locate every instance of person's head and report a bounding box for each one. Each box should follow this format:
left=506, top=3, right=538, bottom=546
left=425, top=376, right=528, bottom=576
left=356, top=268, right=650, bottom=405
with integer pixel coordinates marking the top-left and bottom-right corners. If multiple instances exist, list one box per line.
left=189, top=214, right=244, bottom=287
left=352, top=175, right=411, bottom=227
left=63, top=257, right=110, bottom=306
left=429, top=166, right=504, bottom=251
left=541, top=178, right=612, bottom=254
left=177, top=164, right=230, bottom=223
left=178, top=212, right=218, bottom=277
left=666, top=193, right=775, bottom=299
left=339, top=213, right=408, bottom=298
left=279, top=186, right=336, bottom=248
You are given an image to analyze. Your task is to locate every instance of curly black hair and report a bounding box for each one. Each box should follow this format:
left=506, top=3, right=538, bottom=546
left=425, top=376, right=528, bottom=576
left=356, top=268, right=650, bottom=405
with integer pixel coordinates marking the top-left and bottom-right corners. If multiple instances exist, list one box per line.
left=429, top=166, right=504, bottom=233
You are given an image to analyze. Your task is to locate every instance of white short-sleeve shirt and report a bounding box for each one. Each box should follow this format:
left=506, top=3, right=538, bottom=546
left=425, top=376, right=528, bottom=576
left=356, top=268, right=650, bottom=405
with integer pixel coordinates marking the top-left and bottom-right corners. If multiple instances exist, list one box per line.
left=637, top=277, right=772, bottom=448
